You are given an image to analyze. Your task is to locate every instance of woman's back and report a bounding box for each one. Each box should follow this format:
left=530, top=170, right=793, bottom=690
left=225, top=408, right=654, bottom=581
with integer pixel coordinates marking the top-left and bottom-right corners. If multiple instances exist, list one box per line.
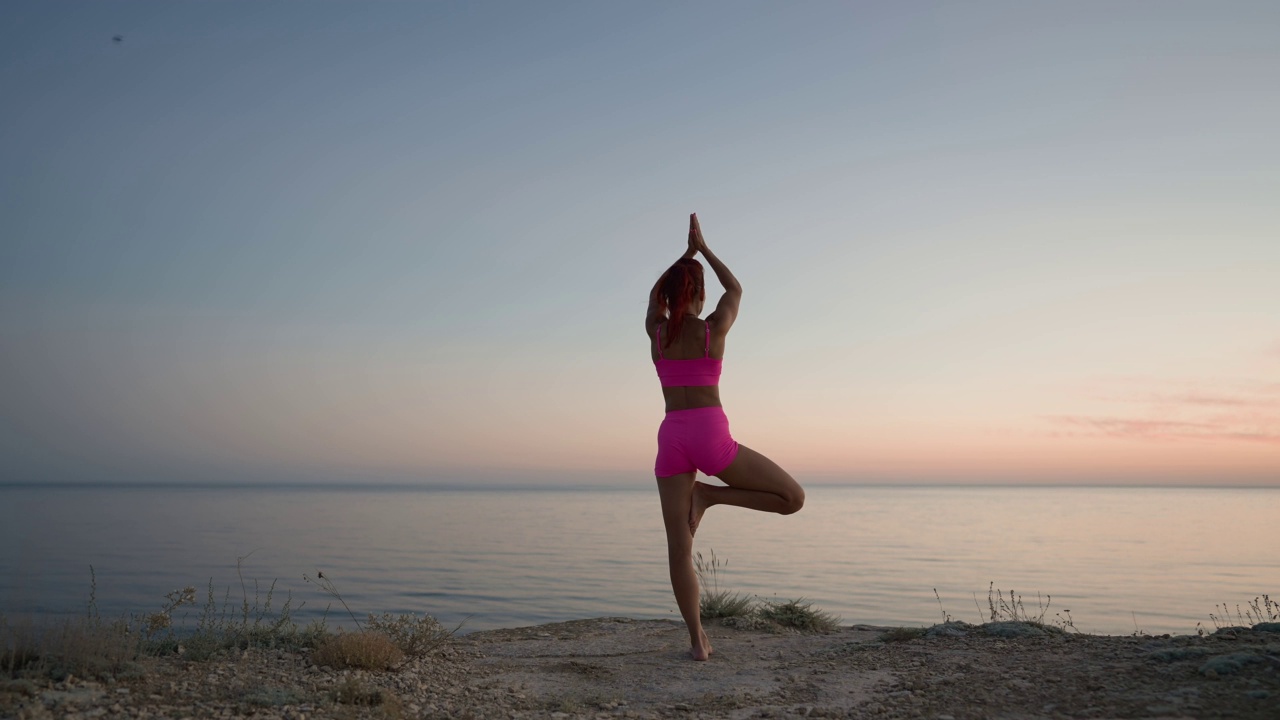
left=653, top=318, right=724, bottom=412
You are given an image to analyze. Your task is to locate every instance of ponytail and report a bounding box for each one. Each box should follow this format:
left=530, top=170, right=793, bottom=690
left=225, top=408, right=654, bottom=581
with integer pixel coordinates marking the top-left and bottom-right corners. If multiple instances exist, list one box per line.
left=656, top=259, right=706, bottom=348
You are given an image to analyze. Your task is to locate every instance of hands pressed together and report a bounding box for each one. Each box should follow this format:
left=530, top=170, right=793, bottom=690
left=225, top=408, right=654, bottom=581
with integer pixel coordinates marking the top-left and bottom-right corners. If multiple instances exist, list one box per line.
left=684, top=213, right=708, bottom=258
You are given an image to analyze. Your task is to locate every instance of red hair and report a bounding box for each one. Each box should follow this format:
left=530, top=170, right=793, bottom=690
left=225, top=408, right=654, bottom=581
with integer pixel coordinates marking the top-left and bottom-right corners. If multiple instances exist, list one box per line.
left=655, top=258, right=706, bottom=348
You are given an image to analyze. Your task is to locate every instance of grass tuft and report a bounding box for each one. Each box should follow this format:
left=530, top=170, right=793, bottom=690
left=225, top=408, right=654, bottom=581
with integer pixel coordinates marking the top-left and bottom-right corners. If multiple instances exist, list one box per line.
left=934, top=583, right=1081, bottom=633
left=175, top=563, right=326, bottom=661
left=695, top=550, right=754, bottom=620
left=694, top=550, right=840, bottom=632
left=756, top=598, right=841, bottom=632
left=365, top=611, right=458, bottom=658
left=2, top=567, right=145, bottom=680
left=332, top=676, right=403, bottom=717
left=986, top=582, right=1051, bottom=625
left=3, top=559, right=450, bottom=679
left=1, top=614, right=141, bottom=680
left=313, top=631, right=404, bottom=670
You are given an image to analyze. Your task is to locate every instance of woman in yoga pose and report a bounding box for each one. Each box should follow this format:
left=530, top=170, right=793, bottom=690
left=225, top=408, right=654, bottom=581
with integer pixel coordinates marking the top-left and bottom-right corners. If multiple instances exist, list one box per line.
left=645, top=213, right=805, bottom=661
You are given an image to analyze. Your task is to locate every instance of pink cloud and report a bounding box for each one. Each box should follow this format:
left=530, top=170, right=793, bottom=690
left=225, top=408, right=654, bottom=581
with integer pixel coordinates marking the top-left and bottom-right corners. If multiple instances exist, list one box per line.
left=1046, top=415, right=1280, bottom=444
left=1149, top=393, right=1273, bottom=408
left=1046, top=378, right=1280, bottom=446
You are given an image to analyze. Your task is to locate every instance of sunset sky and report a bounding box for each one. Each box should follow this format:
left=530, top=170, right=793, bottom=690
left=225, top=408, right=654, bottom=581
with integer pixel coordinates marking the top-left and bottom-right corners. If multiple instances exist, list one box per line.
left=2, top=2, right=1277, bottom=486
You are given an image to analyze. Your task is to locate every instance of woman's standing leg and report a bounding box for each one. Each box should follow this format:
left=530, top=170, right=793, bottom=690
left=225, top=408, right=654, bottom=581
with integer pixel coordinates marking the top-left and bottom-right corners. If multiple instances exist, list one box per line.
left=656, top=472, right=713, bottom=661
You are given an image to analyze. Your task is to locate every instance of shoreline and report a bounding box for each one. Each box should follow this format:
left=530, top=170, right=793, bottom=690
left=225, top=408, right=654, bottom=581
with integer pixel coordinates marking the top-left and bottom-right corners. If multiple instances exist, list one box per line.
left=4, top=616, right=1278, bottom=719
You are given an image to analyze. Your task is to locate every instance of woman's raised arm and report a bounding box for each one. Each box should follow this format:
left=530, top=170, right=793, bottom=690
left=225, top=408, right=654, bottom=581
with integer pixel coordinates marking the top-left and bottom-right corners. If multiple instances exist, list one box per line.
left=690, top=214, right=741, bottom=333
left=645, top=232, right=698, bottom=336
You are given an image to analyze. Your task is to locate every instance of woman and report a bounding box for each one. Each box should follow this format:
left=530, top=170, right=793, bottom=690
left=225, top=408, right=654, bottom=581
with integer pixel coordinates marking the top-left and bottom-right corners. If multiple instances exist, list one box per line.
left=645, top=213, right=805, bottom=661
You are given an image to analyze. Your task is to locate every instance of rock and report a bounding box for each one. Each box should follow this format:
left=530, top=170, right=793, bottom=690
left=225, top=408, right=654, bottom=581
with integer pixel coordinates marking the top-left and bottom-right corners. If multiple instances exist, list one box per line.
left=983, top=622, right=1047, bottom=638
left=1147, top=646, right=1214, bottom=662
left=925, top=622, right=971, bottom=638
left=1199, top=652, right=1263, bottom=676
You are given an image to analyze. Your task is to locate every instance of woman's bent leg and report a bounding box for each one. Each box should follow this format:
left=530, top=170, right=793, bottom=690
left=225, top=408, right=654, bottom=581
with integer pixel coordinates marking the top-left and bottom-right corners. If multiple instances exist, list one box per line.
left=656, top=472, right=712, bottom=661
left=692, top=445, right=805, bottom=532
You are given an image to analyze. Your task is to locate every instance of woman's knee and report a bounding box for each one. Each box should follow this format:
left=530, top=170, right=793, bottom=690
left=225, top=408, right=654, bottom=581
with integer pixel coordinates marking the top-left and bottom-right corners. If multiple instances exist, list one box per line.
left=780, top=485, right=805, bottom=515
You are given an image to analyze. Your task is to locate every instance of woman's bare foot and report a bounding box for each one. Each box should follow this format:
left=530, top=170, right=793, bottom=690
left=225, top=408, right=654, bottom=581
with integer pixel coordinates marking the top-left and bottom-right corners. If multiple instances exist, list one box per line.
left=690, top=634, right=711, bottom=661
left=701, top=628, right=714, bottom=656
left=689, top=482, right=712, bottom=536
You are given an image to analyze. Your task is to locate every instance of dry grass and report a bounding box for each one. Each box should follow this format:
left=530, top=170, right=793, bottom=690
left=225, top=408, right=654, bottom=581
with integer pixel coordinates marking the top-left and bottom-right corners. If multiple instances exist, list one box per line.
left=333, top=676, right=389, bottom=704
left=2, top=568, right=144, bottom=680
left=365, top=611, right=457, bottom=658
left=313, top=631, right=404, bottom=670
left=985, top=582, right=1052, bottom=624
left=332, top=677, right=404, bottom=718
left=694, top=550, right=756, bottom=620
left=1208, top=594, right=1278, bottom=631
left=3, top=561, right=456, bottom=681
left=694, top=550, right=840, bottom=632
left=1, top=614, right=141, bottom=680
left=756, top=598, right=841, bottom=632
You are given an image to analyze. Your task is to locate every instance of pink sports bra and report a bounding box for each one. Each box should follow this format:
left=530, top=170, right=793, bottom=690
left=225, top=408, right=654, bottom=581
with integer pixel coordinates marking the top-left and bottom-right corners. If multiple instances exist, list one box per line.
left=654, top=321, right=722, bottom=387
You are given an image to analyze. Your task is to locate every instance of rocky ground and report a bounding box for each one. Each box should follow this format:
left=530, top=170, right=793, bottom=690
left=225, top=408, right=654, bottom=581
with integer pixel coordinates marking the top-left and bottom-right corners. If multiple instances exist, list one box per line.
left=2, top=618, right=1277, bottom=719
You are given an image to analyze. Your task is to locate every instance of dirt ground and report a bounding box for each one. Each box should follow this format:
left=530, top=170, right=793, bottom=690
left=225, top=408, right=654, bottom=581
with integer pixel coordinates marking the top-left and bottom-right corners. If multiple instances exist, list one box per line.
left=3, top=618, right=1278, bottom=719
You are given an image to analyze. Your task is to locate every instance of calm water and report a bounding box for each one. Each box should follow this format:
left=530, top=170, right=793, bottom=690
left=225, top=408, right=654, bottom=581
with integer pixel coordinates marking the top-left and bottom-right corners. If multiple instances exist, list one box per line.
left=1, top=484, right=1275, bottom=636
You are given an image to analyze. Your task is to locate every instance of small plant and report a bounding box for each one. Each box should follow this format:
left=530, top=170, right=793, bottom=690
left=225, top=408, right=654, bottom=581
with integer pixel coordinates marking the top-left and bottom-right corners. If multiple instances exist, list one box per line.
left=1131, top=611, right=1147, bottom=637
left=757, top=598, right=840, bottom=632
left=986, top=583, right=1051, bottom=625
left=1, top=613, right=141, bottom=680
left=333, top=676, right=402, bottom=715
left=143, top=585, right=197, bottom=637
left=1054, top=608, right=1080, bottom=633
left=0, top=615, right=39, bottom=676
left=2, top=567, right=144, bottom=680
left=178, top=559, right=320, bottom=659
left=695, top=550, right=754, bottom=620
left=315, top=631, right=404, bottom=670
left=1208, top=594, right=1278, bottom=630
left=304, top=570, right=362, bottom=630
left=365, top=612, right=459, bottom=658
left=87, top=565, right=99, bottom=621
left=933, top=588, right=952, bottom=623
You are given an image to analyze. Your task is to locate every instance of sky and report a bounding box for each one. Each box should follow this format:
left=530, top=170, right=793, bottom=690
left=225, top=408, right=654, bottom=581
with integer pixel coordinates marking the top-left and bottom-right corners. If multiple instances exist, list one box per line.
left=1, top=2, right=1277, bottom=486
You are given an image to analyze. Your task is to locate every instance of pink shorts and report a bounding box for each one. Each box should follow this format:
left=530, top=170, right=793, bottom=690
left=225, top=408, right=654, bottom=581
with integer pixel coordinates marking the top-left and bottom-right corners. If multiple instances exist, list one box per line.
left=655, top=406, right=740, bottom=478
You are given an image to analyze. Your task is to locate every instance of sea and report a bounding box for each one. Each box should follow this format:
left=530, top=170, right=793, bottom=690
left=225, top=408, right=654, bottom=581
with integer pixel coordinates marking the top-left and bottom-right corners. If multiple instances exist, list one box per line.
left=1, top=484, right=1275, bottom=637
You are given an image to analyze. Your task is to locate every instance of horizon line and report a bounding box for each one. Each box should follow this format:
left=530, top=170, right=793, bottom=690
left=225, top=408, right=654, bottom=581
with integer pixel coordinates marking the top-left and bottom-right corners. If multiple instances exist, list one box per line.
left=1, top=480, right=1276, bottom=492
